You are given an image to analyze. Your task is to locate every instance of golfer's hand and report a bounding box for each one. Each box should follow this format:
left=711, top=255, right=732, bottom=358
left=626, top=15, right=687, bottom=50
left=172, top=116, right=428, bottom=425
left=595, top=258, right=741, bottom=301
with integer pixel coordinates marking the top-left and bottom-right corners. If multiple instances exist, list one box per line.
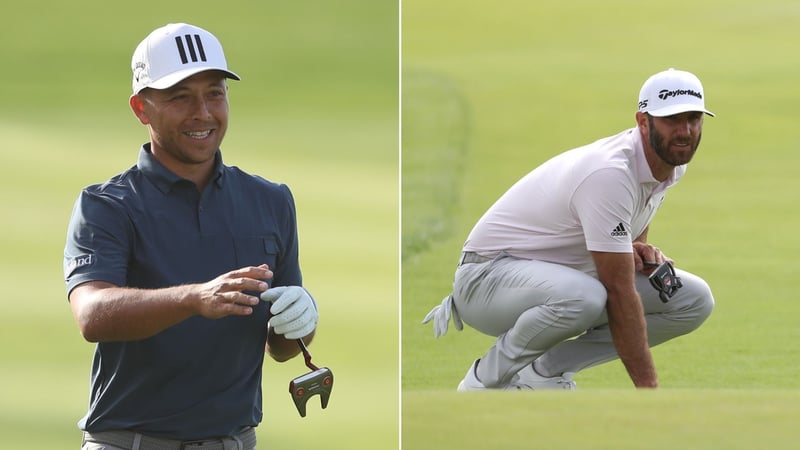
left=196, top=265, right=272, bottom=319
left=261, top=286, right=318, bottom=339
left=632, top=242, right=672, bottom=273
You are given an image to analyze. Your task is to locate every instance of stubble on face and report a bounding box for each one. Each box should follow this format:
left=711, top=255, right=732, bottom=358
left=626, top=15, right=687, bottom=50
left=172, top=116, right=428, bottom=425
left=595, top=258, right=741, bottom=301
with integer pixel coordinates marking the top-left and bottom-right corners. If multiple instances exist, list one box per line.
left=141, top=72, right=229, bottom=166
left=647, top=114, right=702, bottom=167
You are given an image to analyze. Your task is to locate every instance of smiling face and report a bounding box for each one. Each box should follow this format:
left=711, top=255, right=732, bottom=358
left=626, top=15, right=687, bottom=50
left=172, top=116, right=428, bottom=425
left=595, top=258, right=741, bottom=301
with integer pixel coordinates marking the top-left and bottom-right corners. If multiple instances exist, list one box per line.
left=637, top=110, right=704, bottom=181
left=130, top=70, right=229, bottom=186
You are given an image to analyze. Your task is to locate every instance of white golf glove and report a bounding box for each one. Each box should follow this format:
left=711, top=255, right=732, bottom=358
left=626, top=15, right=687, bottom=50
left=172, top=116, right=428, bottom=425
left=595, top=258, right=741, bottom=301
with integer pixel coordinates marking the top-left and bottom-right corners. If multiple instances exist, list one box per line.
left=422, top=294, right=463, bottom=338
left=261, top=286, right=318, bottom=339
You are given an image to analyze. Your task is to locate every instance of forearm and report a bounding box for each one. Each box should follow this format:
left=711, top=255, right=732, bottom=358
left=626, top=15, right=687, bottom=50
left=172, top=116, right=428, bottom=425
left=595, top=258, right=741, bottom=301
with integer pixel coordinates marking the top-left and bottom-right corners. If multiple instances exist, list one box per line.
left=593, top=249, right=658, bottom=388
left=71, top=283, right=198, bottom=342
left=267, top=327, right=314, bottom=362
left=70, top=266, right=270, bottom=343
left=606, top=291, right=658, bottom=388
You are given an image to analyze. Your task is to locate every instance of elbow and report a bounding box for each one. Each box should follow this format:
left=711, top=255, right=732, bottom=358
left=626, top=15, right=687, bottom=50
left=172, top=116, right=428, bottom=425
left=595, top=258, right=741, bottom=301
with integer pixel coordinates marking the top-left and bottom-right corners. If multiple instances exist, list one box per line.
left=71, top=298, right=106, bottom=343
left=79, top=331, right=101, bottom=344
left=69, top=284, right=109, bottom=343
left=75, top=314, right=103, bottom=343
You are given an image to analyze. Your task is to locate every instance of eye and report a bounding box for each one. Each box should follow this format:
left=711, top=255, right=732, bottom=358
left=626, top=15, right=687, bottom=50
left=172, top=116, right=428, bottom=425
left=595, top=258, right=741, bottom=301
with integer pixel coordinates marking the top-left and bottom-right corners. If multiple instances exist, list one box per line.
left=682, top=113, right=701, bottom=125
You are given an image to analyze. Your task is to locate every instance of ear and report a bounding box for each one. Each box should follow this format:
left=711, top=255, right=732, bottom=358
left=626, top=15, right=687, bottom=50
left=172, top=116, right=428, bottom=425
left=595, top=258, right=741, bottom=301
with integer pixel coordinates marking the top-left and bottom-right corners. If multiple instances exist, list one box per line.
left=635, top=111, right=649, bottom=132
left=129, top=94, right=150, bottom=125
left=636, top=111, right=653, bottom=152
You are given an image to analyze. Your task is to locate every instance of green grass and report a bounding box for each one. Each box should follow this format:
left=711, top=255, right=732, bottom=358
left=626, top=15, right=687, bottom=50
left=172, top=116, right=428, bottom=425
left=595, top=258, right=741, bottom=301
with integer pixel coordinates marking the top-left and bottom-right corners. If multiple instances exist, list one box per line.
left=0, top=1, right=398, bottom=448
left=403, top=0, right=800, bottom=448
left=7, top=0, right=800, bottom=447
left=404, top=390, right=800, bottom=450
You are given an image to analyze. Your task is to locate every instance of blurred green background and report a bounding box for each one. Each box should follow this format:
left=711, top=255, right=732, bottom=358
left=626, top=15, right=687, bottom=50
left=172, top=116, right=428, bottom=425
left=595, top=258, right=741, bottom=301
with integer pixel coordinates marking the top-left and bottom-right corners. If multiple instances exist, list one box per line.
left=0, top=1, right=398, bottom=448
left=403, top=0, right=800, bottom=449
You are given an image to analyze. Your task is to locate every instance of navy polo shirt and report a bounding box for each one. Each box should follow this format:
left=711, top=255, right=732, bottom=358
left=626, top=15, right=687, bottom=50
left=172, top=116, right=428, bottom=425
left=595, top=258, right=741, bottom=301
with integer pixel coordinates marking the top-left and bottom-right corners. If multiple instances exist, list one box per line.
left=63, top=144, right=302, bottom=439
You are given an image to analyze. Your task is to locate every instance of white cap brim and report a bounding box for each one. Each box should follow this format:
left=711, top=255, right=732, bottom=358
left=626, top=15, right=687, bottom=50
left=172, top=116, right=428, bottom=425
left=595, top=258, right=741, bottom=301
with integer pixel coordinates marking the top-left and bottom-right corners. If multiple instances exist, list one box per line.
left=648, top=103, right=715, bottom=118
left=139, top=67, right=241, bottom=93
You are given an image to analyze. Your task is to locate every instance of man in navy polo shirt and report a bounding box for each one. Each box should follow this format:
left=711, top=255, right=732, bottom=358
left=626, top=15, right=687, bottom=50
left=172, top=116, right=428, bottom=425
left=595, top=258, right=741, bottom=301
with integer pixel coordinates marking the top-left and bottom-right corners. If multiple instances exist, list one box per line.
left=64, top=23, right=318, bottom=449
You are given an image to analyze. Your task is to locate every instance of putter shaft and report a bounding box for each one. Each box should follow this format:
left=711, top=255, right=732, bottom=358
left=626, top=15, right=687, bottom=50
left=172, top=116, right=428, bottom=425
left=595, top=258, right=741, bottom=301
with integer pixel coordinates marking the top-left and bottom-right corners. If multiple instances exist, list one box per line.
left=297, top=339, right=319, bottom=371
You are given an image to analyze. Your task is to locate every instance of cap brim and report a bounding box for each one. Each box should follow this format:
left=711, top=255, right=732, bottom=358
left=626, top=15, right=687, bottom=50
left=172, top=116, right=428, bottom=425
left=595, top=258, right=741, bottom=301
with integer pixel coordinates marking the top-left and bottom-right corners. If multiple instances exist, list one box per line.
left=648, top=104, right=715, bottom=118
left=136, top=67, right=240, bottom=94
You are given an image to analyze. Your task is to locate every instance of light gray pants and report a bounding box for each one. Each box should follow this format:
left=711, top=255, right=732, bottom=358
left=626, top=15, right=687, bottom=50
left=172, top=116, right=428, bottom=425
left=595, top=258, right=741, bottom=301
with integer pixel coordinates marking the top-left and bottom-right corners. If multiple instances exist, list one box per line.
left=80, top=429, right=255, bottom=450
left=451, top=255, right=714, bottom=387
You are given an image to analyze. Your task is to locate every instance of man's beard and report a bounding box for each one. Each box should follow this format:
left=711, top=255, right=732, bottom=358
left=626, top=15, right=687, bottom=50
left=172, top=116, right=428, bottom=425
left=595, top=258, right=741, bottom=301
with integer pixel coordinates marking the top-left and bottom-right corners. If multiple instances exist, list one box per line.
left=648, top=115, right=701, bottom=166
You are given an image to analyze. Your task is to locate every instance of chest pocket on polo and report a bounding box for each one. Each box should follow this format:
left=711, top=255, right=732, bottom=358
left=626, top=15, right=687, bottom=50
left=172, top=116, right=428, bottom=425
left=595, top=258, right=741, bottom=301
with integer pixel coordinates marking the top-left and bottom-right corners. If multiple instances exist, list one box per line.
left=233, top=236, right=279, bottom=270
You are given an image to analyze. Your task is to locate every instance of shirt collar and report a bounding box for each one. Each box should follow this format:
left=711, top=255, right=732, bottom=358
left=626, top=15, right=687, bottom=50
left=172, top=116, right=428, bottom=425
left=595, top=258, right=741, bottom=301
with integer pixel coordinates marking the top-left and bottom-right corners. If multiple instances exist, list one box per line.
left=137, top=143, right=225, bottom=193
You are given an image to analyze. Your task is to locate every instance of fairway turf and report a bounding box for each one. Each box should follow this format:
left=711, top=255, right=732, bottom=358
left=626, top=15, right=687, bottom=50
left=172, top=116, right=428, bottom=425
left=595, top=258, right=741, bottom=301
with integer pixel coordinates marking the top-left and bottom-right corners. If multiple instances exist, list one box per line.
left=0, top=1, right=398, bottom=449
left=403, top=0, right=800, bottom=448
left=403, top=390, right=800, bottom=450
left=5, top=0, right=800, bottom=448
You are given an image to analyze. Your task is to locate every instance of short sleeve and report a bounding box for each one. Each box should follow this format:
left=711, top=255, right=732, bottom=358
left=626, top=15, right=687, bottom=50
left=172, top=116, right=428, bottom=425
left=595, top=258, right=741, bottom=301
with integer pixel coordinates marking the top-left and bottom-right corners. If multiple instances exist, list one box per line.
left=572, top=167, right=636, bottom=253
left=63, top=189, right=131, bottom=297
left=269, top=183, right=303, bottom=287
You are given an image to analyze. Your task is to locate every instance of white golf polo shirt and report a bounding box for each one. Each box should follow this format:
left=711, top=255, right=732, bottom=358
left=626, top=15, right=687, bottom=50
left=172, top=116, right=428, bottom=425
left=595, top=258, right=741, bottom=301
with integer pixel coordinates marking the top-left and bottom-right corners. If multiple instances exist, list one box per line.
left=463, top=127, right=685, bottom=275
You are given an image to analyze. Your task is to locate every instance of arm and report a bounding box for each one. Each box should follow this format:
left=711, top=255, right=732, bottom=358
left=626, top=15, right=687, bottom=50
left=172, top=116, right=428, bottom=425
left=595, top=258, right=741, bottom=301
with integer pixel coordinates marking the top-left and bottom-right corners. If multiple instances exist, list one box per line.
left=592, top=251, right=658, bottom=388
left=69, top=265, right=272, bottom=342
left=634, top=226, right=649, bottom=244
left=267, top=328, right=315, bottom=362
left=633, top=226, right=671, bottom=273
left=263, top=185, right=315, bottom=362
left=261, top=286, right=318, bottom=362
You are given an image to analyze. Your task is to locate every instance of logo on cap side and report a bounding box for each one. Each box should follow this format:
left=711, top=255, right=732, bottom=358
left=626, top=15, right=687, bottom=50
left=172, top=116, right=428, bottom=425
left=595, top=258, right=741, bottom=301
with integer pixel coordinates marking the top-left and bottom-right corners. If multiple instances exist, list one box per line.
left=657, top=88, right=702, bottom=101
left=174, top=34, right=207, bottom=65
left=133, top=62, right=146, bottom=83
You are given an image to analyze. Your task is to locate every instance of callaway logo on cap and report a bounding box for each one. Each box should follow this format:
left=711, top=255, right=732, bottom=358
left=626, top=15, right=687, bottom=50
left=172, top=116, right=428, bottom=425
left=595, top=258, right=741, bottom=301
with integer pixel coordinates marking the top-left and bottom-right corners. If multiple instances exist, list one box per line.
left=637, top=68, right=714, bottom=117
left=131, top=23, right=240, bottom=95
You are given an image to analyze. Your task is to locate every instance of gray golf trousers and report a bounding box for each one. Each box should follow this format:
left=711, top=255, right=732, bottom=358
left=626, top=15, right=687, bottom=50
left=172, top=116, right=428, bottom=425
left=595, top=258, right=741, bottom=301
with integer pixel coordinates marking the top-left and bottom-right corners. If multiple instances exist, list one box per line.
left=451, top=254, right=715, bottom=387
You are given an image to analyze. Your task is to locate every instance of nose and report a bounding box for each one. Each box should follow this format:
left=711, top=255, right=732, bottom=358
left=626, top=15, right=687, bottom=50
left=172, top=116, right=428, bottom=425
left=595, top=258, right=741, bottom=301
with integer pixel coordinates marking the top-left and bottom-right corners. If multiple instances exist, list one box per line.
left=189, top=95, right=212, bottom=120
left=674, top=117, right=692, bottom=137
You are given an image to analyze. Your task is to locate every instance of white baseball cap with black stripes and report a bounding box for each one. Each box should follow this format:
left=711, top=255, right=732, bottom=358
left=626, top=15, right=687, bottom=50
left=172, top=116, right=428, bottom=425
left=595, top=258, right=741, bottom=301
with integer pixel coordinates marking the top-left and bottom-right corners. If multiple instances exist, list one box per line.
left=637, top=68, right=714, bottom=118
left=131, top=23, right=240, bottom=95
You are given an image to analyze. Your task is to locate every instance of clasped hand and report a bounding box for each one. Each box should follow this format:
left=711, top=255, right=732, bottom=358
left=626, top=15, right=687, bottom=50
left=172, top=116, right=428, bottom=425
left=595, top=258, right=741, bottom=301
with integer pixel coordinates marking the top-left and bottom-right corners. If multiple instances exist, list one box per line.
left=261, top=286, right=318, bottom=339
left=632, top=241, right=673, bottom=273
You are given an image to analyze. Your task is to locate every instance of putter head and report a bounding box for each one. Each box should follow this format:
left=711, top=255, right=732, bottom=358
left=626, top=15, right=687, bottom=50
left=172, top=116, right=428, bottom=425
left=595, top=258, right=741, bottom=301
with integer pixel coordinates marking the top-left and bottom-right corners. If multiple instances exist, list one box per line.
left=289, top=367, right=334, bottom=417
left=648, top=261, right=683, bottom=303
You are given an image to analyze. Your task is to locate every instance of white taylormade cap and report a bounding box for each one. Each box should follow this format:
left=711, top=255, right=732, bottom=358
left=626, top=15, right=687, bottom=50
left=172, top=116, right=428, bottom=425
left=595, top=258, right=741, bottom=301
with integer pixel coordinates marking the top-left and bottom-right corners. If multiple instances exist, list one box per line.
left=131, top=23, right=240, bottom=95
left=638, top=68, right=714, bottom=117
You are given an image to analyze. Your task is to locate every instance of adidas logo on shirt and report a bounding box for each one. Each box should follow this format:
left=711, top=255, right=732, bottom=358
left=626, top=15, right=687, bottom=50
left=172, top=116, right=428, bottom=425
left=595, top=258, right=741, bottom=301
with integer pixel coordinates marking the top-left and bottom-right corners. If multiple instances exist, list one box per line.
left=611, top=223, right=628, bottom=237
